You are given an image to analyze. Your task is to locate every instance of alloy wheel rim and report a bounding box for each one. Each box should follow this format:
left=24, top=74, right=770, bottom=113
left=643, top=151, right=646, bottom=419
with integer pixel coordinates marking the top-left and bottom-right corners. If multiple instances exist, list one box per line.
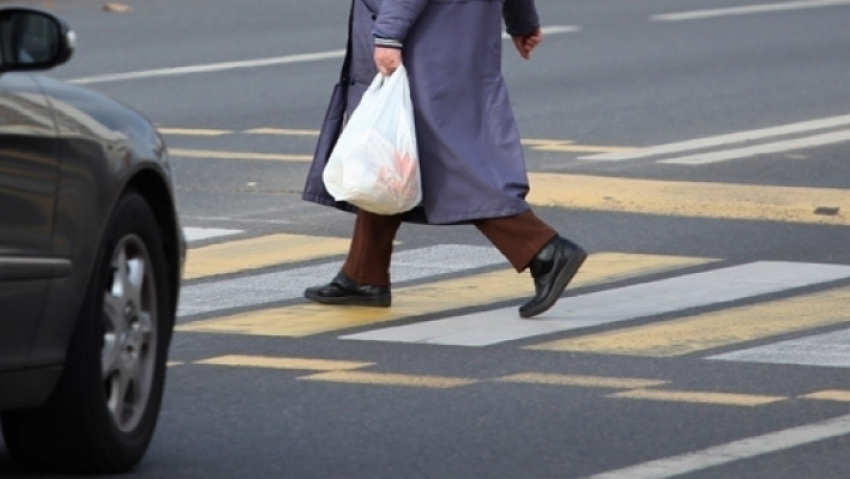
left=101, top=234, right=158, bottom=433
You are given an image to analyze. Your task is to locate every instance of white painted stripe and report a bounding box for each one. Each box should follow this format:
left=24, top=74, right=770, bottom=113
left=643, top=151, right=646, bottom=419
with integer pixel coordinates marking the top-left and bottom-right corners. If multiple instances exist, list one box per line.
left=67, top=50, right=347, bottom=85
left=661, top=129, right=850, bottom=164
left=169, top=149, right=312, bottom=162
left=584, top=414, right=850, bottom=479
left=176, top=245, right=505, bottom=317
left=342, top=262, right=850, bottom=346
left=652, top=0, right=850, bottom=22
left=68, top=26, right=578, bottom=85
left=579, top=114, right=850, bottom=162
left=182, top=227, right=243, bottom=242
left=501, top=25, right=581, bottom=39
left=158, top=128, right=232, bottom=137
left=709, top=327, right=850, bottom=368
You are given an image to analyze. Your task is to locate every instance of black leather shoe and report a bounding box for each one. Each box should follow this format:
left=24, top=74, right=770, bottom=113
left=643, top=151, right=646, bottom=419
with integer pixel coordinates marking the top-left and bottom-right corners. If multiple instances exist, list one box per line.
left=304, top=272, right=391, bottom=307
left=519, top=236, right=587, bottom=318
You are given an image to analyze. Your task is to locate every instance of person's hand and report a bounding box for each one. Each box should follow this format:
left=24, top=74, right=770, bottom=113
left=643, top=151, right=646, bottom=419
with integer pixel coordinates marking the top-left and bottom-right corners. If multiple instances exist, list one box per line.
left=512, top=28, right=543, bottom=60
left=375, top=47, right=403, bottom=76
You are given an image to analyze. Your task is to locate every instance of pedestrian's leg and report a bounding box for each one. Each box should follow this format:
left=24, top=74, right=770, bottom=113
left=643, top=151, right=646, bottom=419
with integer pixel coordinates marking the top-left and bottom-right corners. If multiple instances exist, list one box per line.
left=304, top=209, right=402, bottom=307
left=342, top=210, right=403, bottom=285
left=475, top=210, right=587, bottom=318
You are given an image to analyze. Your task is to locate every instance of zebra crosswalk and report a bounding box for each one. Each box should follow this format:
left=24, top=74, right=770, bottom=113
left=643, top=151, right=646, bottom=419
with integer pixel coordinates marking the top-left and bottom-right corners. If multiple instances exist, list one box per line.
left=578, top=112, right=850, bottom=165
left=177, top=228, right=850, bottom=369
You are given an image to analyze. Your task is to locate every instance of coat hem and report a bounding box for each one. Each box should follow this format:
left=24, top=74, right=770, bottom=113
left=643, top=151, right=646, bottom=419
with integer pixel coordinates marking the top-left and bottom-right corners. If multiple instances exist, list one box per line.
left=303, top=191, right=530, bottom=225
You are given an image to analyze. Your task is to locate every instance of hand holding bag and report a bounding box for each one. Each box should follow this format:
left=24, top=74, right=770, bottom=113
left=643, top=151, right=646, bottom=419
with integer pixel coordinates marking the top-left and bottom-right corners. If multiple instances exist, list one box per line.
left=322, top=66, right=422, bottom=215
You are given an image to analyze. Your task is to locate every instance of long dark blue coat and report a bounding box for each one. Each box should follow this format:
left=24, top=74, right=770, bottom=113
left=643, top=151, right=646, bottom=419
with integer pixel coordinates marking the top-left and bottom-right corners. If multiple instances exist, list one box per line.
left=303, top=0, right=541, bottom=225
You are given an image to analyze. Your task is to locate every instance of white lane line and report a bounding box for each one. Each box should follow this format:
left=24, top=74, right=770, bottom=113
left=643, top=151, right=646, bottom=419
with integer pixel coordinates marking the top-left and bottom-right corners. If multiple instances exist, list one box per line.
left=342, top=262, right=850, bottom=347
left=579, top=113, right=850, bottom=162
left=583, top=414, right=850, bottom=479
left=158, top=128, right=233, bottom=136
left=67, top=26, right=579, bottom=85
left=709, top=327, right=850, bottom=368
left=652, top=0, right=850, bottom=22
left=67, top=50, right=346, bottom=85
left=660, top=129, right=850, bottom=164
left=182, top=227, right=243, bottom=243
left=177, top=245, right=504, bottom=317
left=169, top=149, right=313, bottom=162
left=501, top=25, right=581, bottom=39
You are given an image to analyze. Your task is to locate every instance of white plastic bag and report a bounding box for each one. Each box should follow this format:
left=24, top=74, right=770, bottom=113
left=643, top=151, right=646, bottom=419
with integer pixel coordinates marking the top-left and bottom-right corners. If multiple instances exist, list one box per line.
left=323, top=66, right=422, bottom=215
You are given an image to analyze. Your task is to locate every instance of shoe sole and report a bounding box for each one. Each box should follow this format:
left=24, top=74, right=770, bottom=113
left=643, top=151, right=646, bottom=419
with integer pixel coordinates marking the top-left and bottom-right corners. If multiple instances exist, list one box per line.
left=304, top=292, right=391, bottom=308
left=520, top=248, right=587, bottom=319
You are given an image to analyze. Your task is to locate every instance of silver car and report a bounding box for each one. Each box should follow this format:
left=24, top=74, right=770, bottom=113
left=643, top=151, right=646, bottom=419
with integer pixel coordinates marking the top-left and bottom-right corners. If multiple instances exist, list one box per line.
left=0, top=7, right=184, bottom=473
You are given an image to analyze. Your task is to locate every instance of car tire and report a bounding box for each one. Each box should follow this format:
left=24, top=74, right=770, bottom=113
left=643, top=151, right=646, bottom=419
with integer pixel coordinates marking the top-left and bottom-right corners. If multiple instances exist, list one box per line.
left=1, top=191, right=174, bottom=473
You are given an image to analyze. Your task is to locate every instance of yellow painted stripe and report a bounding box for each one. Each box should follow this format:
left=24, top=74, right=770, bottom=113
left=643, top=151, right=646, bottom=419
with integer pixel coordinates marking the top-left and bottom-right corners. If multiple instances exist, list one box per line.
left=176, top=252, right=712, bottom=337
left=243, top=128, right=320, bottom=136
left=196, top=355, right=373, bottom=371
left=158, top=128, right=232, bottom=136
left=169, top=148, right=312, bottom=162
left=801, top=390, right=850, bottom=402
left=527, top=173, right=849, bottom=226
left=530, top=286, right=850, bottom=357
left=299, top=370, right=477, bottom=388
left=494, top=373, right=668, bottom=389
left=184, top=233, right=351, bottom=280
left=608, top=389, right=787, bottom=407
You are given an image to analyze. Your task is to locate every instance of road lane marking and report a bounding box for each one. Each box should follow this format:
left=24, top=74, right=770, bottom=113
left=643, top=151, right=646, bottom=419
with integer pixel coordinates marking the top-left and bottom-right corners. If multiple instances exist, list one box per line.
left=182, top=227, right=243, bottom=243
left=243, top=128, right=320, bottom=136
left=521, top=139, right=636, bottom=154
left=339, top=254, right=713, bottom=345
left=661, top=129, right=850, bottom=164
left=299, top=371, right=478, bottom=388
left=494, top=373, right=668, bottom=389
left=652, top=0, right=850, bottom=22
left=607, top=389, right=786, bottom=407
left=183, top=233, right=351, bottom=280
left=802, top=390, right=850, bottom=402
left=158, top=128, right=233, bottom=136
left=180, top=268, right=528, bottom=336
left=346, top=262, right=850, bottom=347
left=169, top=148, right=312, bottom=162
left=584, top=414, right=850, bottom=479
left=579, top=113, right=850, bottom=161
left=177, top=244, right=505, bottom=317
left=186, top=356, right=828, bottom=406
left=66, top=25, right=578, bottom=85
left=67, top=50, right=347, bottom=85
left=179, top=253, right=707, bottom=337
left=196, top=355, right=374, bottom=371
left=502, top=25, right=581, bottom=39
left=530, top=286, right=850, bottom=357
left=526, top=173, right=849, bottom=226
left=709, top=326, right=850, bottom=368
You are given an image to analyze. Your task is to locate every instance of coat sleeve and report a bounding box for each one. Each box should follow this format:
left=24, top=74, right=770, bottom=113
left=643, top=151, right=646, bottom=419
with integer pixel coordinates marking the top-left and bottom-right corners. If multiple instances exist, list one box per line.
left=373, top=0, right=430, bottom=45
left=503, top=0, right=540, bottom=37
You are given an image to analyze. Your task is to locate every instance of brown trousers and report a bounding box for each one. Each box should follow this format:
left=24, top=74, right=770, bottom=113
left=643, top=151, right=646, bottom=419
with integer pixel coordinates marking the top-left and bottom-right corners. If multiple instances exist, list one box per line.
left=341, top=209, right=557, bottom=286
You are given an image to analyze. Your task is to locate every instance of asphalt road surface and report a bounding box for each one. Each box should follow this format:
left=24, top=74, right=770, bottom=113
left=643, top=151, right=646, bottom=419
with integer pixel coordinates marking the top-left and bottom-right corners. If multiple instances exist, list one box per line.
left=2, top=0, right=850, bottom=478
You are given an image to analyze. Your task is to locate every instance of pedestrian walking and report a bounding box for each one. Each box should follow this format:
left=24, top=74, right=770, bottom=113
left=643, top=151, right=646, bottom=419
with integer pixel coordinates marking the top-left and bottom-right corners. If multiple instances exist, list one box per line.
left=302, top=0, right=587, bottom=318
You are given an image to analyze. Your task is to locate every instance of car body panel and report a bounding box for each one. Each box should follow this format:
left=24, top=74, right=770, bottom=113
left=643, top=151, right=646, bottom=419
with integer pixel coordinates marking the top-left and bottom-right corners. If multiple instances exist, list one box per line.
left=0, top=72, right=59, bottom=370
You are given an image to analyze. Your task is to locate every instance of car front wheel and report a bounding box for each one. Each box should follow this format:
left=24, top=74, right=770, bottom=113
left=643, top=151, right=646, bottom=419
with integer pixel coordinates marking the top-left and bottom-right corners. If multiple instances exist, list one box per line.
left=1, top=191, right=174, bottom=473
